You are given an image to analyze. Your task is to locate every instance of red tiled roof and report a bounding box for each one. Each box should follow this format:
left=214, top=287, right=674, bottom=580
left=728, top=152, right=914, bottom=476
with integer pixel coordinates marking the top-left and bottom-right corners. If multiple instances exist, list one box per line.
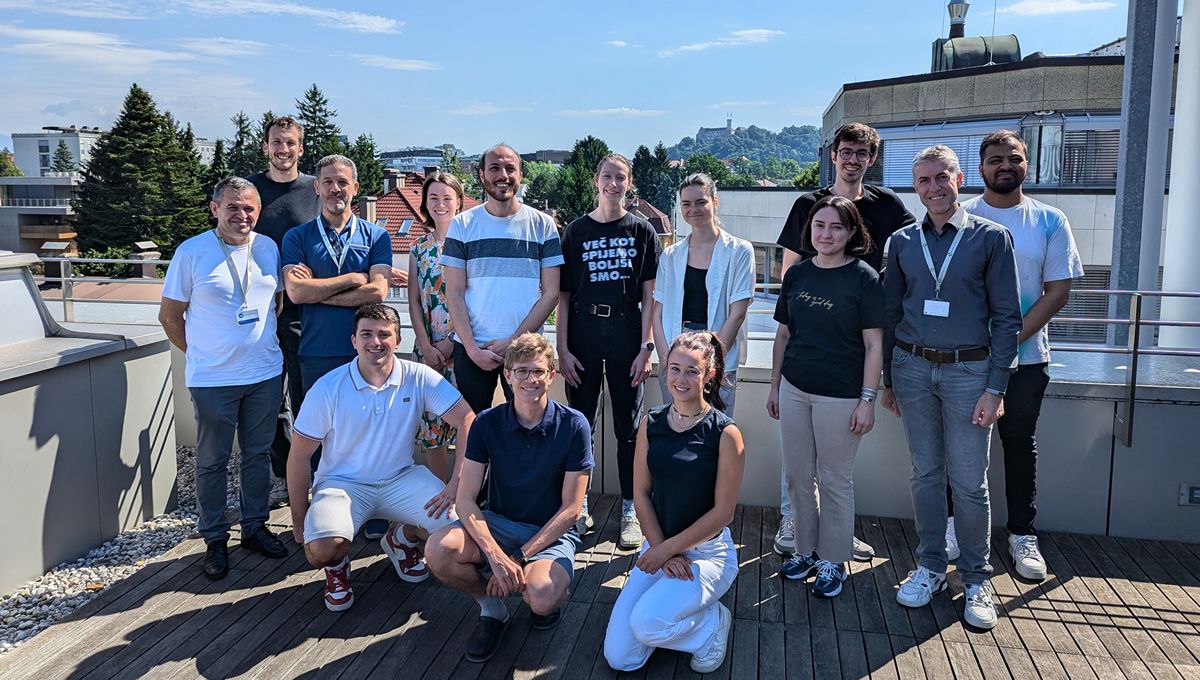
left=354, top=172, right=482, bottom=254
left=625, top=196, right=673, bottom=236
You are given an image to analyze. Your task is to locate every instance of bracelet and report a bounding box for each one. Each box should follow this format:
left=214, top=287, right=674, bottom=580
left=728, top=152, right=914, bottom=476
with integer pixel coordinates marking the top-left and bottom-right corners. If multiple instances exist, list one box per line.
left=860, top=394, right=876, bottom=403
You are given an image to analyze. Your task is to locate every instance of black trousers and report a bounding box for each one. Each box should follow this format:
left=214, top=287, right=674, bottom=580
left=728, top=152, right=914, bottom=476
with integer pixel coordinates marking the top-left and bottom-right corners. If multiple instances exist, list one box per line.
left=564, top=310, right=644, bottom=501
left=269, top=315, right=304, bottom=478
left=947, top=362, right=1051, bottom=535
left=453, top=341, right=514, bottom=414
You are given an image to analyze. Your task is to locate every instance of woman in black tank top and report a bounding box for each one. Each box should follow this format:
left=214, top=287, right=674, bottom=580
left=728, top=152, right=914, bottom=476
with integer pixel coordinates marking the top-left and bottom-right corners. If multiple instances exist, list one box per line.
left=604, top=332, right=745, bottom=674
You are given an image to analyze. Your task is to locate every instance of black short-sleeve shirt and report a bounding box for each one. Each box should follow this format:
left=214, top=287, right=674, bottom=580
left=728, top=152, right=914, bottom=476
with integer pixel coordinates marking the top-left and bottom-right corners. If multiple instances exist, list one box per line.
left=775, top=184, right=916, bottom=274
left=560, top=213, right=661, bottom=306
left=773, top=259, right=885, bottom=399
left=645, top=405, right=735, bottom=539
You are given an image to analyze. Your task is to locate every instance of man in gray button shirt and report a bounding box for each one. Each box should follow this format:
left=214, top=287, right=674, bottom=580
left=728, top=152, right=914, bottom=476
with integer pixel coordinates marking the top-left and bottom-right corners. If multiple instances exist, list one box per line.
left=879, top=144, right=1021, bottom=631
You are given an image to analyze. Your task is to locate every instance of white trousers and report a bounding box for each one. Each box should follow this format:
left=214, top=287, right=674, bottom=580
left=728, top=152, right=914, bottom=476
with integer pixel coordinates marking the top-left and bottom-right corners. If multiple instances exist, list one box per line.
left=603, top=527, right=738, bottom=671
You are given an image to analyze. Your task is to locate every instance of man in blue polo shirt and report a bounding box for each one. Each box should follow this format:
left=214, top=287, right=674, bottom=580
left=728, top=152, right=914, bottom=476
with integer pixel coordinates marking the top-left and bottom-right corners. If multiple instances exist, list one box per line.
left=282, top=154, right=393, bottom=394
left=426, top=333, right=592, bottom=663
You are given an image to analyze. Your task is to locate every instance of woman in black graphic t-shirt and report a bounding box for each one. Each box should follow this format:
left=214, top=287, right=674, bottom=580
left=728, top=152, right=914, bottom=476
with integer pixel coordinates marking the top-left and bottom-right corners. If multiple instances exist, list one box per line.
left=766, top=195, right=884, bottom=600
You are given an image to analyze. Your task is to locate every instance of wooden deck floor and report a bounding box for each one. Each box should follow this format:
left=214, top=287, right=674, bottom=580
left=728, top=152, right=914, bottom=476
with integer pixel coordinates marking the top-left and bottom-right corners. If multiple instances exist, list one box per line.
left=3, top=496, right=1200, bottom=679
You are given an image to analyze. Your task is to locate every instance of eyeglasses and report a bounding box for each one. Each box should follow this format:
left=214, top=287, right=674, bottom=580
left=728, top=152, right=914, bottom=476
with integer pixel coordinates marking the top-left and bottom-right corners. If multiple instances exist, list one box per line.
left=836, top=149, right=873, bottom=162
left=510, top=367, right=551, bottom=381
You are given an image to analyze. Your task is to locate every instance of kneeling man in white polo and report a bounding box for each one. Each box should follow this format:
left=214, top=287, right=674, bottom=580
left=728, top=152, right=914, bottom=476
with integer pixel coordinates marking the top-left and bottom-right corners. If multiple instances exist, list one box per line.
left=287, top=303, right=475, bottom=611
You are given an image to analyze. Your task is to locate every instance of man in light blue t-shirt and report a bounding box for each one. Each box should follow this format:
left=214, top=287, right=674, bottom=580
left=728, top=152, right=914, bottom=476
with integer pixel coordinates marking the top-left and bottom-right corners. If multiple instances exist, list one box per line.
left=441, top=144, right=563, bottom=414
left=960, top=130, right=1083, bottom=583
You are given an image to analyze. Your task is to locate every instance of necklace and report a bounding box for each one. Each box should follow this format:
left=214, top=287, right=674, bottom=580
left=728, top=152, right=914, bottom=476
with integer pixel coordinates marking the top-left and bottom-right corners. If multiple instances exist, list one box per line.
left=670, top=403, right=708, bottom=419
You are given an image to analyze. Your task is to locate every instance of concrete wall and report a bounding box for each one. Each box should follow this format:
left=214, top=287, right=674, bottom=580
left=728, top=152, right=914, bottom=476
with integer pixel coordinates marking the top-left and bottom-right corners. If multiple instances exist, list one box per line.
left=0, top=340, right=177, bottom=594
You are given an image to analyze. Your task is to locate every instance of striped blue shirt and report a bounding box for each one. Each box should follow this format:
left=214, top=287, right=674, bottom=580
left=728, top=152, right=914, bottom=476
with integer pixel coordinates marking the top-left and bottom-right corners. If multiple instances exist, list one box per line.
left=440, top=203, right=564, bottom=344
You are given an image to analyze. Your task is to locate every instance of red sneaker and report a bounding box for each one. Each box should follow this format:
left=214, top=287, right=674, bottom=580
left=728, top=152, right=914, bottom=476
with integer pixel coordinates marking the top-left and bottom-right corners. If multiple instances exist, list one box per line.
left=381, top=524, right=430, bottom=583
left=323, top=561, right=354, bottom=611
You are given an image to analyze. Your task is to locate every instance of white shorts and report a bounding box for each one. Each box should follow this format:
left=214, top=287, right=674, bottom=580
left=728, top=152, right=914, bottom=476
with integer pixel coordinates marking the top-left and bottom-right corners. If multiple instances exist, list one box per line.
left=304, top=465, right=456, bottom=543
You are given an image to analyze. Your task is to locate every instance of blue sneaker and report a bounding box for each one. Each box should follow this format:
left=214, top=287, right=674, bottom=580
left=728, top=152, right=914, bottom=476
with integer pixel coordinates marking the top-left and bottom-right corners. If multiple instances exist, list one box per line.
left=780, top=551, right=819, bottom=580
left=363, top=518, right=388, bottom=540
left=810, top=560, right=848, bottom=598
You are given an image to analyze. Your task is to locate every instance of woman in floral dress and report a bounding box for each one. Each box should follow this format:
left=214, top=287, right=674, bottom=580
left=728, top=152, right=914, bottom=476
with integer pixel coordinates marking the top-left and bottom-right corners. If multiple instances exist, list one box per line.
left=407, top=171, right=466, bottom=481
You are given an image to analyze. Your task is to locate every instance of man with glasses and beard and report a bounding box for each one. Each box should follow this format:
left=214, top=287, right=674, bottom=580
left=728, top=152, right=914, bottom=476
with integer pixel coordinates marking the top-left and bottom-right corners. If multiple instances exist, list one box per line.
left=440, top=144, right=563, bottom=414
left=954, top=129, right=1083, bottom=582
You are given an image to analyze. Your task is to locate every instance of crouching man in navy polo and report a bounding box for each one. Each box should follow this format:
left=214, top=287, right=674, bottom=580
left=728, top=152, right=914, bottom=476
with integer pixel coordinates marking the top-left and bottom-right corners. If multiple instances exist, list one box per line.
left=426, top=333, right=593, bottom=663
left=287, top=304, right=475, bottom=611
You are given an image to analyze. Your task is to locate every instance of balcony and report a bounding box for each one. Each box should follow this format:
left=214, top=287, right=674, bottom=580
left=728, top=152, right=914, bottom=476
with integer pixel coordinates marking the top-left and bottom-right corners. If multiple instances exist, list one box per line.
left=1, top=198, right=73, bottom=208
left=19, top=223, right=77, bottom=240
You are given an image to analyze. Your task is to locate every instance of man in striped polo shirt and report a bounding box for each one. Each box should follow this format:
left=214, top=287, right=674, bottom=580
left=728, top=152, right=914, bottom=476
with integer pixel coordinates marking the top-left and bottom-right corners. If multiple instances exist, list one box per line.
left=441, top=144, right=564, bottom=414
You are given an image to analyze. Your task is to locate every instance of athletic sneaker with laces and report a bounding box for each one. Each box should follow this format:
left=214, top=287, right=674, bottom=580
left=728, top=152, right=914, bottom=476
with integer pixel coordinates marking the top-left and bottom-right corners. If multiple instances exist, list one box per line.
left=1008, top=534, right=1047, bottom=580
left=963, top=581, right=998, bottom=629
left=811, top=560, right=848, bottom=598
left=779, top=550, right=820, bottom=580
left=773, top=515, right=795, bottom=555
left=268, top=477, right=289, bottom=509
left=896, top=566, right=947, bottom=607
left=323, top=559, right=354, bottom=611
left=618, top=513, right=642, bottom=550
left=689, top=601, right=731, bottom=673
left=852, top=536, right=875, bottom=562
left=381, top=524, right=430, bottom=582
left=945, top=516, right=961, bottom=561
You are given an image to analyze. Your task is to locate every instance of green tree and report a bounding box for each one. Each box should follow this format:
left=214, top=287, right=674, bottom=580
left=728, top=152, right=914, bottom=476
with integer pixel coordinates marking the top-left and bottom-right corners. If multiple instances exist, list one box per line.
left=203, top=139, right=231, bottom=194
left=295, top=84, right=344, bottom=175
left=552, top=135, right=610, bottom=223
left=0, top=147, right=21, bottom=176
left=347, top=133, right=384, bottom=197
left=257, top=109, right=276, bottom=146
left=74, top=84, right=208, bottom=257
left=227, top=111, right=261, bottom=177
left=51, top=139, right=76, bottom=173
left=441, top=147, right=480, bottom=198
left=682, top=152, right=732, bottom=187
left=522, top=161, right=560, bottom=211
left=792, top=161, right=821, bottom=188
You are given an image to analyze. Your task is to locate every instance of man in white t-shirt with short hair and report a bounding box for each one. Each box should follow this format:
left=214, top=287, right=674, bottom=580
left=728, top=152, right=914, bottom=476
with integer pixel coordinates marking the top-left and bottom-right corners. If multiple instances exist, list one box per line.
left=287, top=303, right=475, bottom=611
left=440, top=143, right=564, bottom=414
left=159, top=176, right=289, bottom=581
left=958, top=129, right=1084, bottom=581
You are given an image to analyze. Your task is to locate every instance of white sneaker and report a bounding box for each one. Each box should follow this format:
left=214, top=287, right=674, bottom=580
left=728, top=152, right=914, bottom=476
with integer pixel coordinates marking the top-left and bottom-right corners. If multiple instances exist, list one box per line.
left=268, top=477, right=289, bottom=509
left=1008, top=534, right=1048, bottom=581
left=963, top=581, right=998, bottom=629
left=773, top=515, right=795, bottom=555
left=945, top=517, right=961, bottom=562
left=896, top=566, right=947, bottom=607
left=690, top=601, right=731, bottom=673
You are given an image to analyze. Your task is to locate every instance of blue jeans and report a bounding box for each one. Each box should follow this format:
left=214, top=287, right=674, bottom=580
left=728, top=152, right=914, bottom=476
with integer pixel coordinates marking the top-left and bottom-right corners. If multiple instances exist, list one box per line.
left=190, top=375, right=283, bottom=543
left=890, top=347, right=994, bottom=586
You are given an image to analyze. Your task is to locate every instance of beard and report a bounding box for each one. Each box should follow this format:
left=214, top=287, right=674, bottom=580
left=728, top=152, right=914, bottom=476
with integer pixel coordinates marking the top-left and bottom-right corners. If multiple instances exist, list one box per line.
left=983, top=171, right=1024, bottom=195
left=483, top=179, right=516, bottom=202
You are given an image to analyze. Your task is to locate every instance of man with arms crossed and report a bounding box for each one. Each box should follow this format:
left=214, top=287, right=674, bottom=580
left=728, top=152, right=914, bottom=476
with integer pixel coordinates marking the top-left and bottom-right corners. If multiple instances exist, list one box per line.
left=160, top=177, right=289, bottom=579
left=247, top=115, right=319, bottom=507
left=440, top=144, right=563, bottom=414
left=426, top=333, right=592, bottom=663
left=288, top=304, right=475, bottom=611
left=880, top=145, right=1021, bottom=629
left=954, top=130, right=1083, bottom=580
left=772, top=122, right=916, bottom=561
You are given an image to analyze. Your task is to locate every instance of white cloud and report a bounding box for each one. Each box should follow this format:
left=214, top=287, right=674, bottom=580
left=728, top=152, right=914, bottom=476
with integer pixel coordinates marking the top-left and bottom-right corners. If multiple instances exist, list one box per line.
left=659, top=28, right=784, bottom=57
left=557, top=107, right=665, bottom=119
left=447, top=102, right=532, bottom=116
left=606, top=40, right=628, bottom=47
left=179, top=37, right=268, bottom=57
left=706, top=101, right=771, bottom=109
left=178, top=0, right=400, bottom=34
left=0, top=24, right=196, bottom=75
left=1001, top=0, right=1116, bottom=16
left=353, top=54, right=440, bottom=71
left=0, top=0, right=144, bottom=20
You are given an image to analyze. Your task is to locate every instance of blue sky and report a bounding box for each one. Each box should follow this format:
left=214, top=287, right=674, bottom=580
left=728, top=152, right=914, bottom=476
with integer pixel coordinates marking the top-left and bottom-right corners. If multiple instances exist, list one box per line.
left=0, top=0, right=1135, bottom=157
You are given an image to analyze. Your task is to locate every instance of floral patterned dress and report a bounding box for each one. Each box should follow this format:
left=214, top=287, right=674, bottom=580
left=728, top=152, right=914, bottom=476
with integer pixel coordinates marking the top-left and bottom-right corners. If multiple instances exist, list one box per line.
left=411, top=233, right=457, bottom=448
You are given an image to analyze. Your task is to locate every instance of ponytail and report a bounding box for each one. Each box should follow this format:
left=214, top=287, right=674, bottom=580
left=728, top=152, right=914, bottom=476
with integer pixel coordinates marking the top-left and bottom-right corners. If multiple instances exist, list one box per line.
left=668, top=331, right=728, bottom=412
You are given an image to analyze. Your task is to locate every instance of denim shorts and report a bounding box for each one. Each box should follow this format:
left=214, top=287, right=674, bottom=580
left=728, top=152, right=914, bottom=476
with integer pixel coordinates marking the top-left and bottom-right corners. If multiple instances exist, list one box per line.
left=456, top=510, right=581, bottom=580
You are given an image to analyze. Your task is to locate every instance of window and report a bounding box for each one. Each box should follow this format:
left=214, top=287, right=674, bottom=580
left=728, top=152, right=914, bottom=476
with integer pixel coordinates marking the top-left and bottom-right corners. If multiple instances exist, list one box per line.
left=753, top=243, right=784, bottom=295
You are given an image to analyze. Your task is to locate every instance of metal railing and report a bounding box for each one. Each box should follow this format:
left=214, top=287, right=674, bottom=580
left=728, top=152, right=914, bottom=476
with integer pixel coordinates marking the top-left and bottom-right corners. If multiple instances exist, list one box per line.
left=2, top=198, right=73, bottom=207
left=35, top=256, right=170, bottom=322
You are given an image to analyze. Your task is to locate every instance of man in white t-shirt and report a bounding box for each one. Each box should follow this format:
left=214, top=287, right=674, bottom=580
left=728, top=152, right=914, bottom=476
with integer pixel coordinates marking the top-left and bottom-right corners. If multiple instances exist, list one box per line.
left=959, top=129, right=1084, bottom=582
left=287, top=304, right=475, bottom=611
left=159, top=176, right=289, bottom=581
left=440, top=143, right=564, bottom=415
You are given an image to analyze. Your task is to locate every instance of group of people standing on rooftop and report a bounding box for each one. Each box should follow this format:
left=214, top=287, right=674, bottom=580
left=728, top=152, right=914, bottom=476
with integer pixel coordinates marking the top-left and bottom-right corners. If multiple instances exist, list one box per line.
left=158, top=114, right=1081, bottom=671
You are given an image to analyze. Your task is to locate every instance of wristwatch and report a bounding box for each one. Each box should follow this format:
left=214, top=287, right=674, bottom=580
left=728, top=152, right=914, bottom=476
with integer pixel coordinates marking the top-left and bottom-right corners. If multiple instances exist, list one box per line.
left=510, top=548, right=528, bottom=566
left=642, top=342, right=655, bottom=353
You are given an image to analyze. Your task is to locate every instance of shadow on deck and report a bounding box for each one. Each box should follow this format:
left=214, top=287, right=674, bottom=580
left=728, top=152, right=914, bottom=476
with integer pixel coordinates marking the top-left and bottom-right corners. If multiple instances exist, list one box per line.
left=2, top=495, right=1199, bottom=679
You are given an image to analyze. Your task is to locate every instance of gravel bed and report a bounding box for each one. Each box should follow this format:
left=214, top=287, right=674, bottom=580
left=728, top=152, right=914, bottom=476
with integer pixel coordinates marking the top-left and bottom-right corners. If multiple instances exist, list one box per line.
left=0, top=446, right=245, bottom=655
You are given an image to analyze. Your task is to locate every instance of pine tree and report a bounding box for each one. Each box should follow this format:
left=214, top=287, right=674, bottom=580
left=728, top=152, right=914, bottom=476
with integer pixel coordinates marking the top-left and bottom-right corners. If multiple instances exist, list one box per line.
left=227, top=111, right=260, bottom=177
left=203, top=139, right=231, bottom=194
left=652, top=143, right=678, bottom=215
left=0, top=147, right=23, bottom=176
left=51, top=139, right=76, bottom=173
left=163, top=121, right=209, bottom=248
left=347, top=133, right=384, bottom=197
left=552, top=136, right=611, bottom=223
left=295, top=84, right=343, bottom=175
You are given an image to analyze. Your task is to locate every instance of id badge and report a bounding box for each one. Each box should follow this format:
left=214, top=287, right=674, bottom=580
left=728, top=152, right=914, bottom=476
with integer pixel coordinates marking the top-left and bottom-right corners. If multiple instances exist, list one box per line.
left=236, top=306, right=261, bottom=325
left=923, top=299, right=950, bottom=317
